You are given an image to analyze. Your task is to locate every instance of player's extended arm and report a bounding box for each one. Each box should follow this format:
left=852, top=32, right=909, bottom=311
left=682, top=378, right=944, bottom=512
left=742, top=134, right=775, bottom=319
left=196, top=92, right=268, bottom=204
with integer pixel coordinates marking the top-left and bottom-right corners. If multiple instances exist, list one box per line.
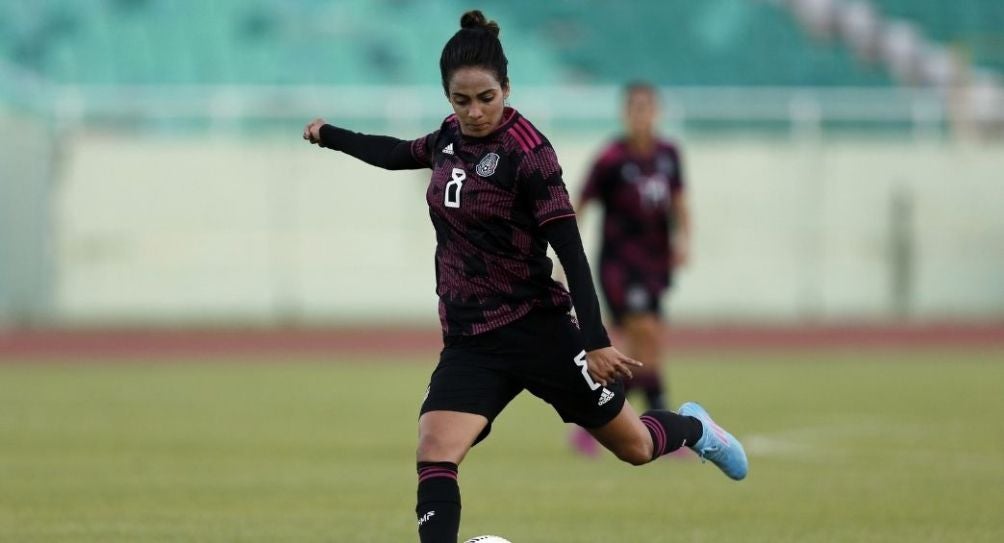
left=303, top=118, right=424, bottom=170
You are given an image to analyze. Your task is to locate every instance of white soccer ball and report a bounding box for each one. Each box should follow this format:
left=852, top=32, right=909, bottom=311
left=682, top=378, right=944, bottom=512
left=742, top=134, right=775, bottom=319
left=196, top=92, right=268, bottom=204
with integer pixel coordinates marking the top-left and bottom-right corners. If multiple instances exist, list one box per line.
left=464, top=537, right=512, bottom=543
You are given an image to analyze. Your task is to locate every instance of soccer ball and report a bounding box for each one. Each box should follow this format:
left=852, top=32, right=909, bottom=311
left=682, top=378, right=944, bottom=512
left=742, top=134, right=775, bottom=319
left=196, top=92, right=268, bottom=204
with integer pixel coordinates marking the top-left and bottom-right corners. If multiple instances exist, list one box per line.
left=463, top=537, right=512, bottom=543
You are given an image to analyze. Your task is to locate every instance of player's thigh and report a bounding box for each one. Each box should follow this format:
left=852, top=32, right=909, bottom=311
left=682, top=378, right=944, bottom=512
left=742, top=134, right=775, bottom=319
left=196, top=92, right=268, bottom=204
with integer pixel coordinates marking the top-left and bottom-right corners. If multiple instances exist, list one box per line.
left=621, top=313, right=662, bottom=366
left=622, top=312, right=661, bottom=340
left=420, top=338, right=522, bottom=449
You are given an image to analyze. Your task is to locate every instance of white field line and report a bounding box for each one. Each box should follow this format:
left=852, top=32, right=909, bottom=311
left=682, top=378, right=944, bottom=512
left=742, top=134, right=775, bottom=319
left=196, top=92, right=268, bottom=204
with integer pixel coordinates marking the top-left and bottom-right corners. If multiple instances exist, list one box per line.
left=741, top=422, right=1004, bottom=473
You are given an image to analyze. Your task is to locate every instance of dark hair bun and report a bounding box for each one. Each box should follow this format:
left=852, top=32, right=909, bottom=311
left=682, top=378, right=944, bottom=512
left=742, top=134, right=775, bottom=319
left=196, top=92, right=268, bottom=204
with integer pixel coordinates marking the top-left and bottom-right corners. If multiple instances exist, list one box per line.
left=460, top=10, right=500, bottom=37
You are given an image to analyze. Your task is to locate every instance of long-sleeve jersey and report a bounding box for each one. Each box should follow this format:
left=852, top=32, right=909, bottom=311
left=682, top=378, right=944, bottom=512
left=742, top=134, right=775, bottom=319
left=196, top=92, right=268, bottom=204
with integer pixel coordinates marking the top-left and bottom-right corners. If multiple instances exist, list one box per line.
left=320, top=107, right=610, bottom=350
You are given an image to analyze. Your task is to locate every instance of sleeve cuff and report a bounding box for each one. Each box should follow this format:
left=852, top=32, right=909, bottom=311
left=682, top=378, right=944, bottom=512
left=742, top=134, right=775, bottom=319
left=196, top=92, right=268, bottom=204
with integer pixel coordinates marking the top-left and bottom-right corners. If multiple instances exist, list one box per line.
left=583, top=335, right=612, bottom=352
left=318, top=124, right=342, bottom=149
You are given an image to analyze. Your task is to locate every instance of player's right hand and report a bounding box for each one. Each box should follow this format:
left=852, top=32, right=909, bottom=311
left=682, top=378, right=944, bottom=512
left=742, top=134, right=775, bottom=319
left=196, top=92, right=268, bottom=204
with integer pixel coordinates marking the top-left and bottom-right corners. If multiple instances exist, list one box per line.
left=585, top=346, right=642, bottom=387
left=303, top=118, right=326, bottom=145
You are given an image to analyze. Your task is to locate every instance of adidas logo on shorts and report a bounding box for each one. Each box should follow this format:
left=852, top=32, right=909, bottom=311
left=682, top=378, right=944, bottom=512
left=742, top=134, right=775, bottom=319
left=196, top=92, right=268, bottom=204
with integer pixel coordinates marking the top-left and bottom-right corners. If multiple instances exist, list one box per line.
left=598, top=388, right=615, bottom=406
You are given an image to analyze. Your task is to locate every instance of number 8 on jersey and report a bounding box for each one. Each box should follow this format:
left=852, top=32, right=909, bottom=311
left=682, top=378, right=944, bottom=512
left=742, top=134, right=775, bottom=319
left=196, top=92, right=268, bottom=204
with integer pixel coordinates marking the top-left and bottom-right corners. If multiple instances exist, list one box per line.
left=445, top=167, right=466, bottom=208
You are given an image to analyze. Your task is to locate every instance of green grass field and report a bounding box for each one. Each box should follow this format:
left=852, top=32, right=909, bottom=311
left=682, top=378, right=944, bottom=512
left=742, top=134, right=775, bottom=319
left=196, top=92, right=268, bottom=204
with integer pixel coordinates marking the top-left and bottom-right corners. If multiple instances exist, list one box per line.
left=2, top=349, right=1003, bottom=542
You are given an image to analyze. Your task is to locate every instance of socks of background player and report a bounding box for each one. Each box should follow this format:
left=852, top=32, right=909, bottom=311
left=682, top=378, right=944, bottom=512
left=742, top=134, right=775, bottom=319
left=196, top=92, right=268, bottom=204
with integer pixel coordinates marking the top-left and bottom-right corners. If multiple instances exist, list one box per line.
left=644, top=385, right=667, bottom=411
left=640, top=410, right=704, bottom=460
left=417, top=461, right=461, bottom=543
left=622, top=378, right=638, bottom=398
left=634, top=372, right=667, bottom=411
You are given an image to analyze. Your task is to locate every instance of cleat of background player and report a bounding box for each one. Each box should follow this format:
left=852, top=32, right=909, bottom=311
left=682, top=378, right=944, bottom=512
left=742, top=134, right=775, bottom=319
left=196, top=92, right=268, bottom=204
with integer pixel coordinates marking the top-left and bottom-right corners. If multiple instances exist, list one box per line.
left=678, top=402, right=748, bottom=480
left=569, top=425, right=601, bottom=458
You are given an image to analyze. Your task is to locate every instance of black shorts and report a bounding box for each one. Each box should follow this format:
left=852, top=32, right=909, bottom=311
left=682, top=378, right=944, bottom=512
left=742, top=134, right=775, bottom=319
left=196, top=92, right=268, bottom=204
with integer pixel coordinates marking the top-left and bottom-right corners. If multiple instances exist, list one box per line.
left=420, top=308, right=626, bottom=445
left=598, top=261, right=670, bottom=325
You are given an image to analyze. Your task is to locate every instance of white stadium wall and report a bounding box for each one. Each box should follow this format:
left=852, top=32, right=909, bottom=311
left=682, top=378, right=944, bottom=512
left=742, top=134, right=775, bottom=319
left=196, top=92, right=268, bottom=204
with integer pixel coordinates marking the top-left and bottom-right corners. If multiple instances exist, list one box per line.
left=0, top=108, right=55, bottom=325
left=53, top=132, right=1004, bottom=325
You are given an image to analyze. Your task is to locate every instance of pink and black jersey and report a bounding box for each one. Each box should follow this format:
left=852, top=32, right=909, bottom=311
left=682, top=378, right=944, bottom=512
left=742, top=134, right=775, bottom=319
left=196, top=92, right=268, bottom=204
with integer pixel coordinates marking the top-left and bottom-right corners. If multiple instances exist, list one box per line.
left=580, top=138, right=685, bottom=291
left=408, top=108, right=575, bottom=336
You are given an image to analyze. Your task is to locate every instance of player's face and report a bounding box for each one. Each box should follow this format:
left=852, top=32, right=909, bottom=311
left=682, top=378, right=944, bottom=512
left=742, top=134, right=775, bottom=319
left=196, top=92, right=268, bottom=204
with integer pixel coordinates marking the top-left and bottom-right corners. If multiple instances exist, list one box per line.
left=625, top=89, right=658, bottom=138
left=447, top=67, right=509, bottom=137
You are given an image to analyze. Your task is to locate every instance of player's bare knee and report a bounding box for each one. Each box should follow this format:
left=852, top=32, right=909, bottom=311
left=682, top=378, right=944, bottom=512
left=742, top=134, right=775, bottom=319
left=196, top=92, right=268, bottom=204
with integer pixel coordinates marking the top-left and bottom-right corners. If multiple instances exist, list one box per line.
left=415, top=438, right=445, bottom=460
left=416, top=432, right=462, bottom=463
left=613, top=439, right=653, bottom=466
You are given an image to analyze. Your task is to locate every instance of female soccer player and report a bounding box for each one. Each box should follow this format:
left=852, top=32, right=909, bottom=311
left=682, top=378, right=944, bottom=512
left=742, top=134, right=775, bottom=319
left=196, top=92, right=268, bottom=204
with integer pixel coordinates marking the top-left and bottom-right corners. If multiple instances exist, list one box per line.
left=570, top=82, right=691, bottom=455
left=303, top=11, right=746, bottom=543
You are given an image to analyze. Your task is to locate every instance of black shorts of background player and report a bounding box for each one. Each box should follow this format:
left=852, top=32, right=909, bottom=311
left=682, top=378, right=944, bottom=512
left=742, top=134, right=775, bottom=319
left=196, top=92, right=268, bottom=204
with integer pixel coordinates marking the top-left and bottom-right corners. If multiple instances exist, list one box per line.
left=303, top=11, right=739, bottom=543
left=577, top=82, right=691, bottom=414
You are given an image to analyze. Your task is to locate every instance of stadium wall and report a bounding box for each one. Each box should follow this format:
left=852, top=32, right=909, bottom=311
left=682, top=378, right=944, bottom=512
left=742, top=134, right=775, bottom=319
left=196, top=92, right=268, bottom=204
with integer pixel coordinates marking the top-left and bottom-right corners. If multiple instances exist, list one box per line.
left=50, top=132, right=1004, bottom=326
left=0, top=108, right=55, bottom=326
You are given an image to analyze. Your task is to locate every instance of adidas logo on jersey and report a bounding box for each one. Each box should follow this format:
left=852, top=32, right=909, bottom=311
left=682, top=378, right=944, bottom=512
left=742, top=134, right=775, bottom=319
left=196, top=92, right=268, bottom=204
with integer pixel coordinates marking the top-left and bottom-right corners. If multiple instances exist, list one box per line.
left=442, top=143, right=454, bottom=155
left=598, top=388, right=615, bottom=406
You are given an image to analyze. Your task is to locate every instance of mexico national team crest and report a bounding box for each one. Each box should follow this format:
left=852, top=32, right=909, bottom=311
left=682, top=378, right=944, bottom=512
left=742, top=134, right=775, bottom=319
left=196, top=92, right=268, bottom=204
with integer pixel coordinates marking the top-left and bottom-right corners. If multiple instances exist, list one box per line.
left=476, top=152, right=500, bottom=177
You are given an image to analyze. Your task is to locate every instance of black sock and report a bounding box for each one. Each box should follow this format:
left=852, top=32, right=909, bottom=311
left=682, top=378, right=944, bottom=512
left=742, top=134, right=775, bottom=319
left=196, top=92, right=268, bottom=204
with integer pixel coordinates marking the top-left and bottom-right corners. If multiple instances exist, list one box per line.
left=640, top=410, right=704, bottom=460
left=643, top=383, right=667, bottom=411
left=632, top=372, right=667, bottom=411
left=416, top=462, right=460, bottom=543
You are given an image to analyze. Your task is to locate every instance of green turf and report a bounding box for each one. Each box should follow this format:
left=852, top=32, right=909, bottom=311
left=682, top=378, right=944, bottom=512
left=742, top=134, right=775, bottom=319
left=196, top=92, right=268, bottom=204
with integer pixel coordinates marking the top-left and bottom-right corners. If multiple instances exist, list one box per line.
left=1, top=349, right=1003, bottom=542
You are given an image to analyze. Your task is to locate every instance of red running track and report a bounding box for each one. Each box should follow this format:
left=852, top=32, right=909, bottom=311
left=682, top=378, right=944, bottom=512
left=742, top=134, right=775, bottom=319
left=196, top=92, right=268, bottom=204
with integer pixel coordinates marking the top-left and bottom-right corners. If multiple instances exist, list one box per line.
left=2, top=323, right=1003, bottom=361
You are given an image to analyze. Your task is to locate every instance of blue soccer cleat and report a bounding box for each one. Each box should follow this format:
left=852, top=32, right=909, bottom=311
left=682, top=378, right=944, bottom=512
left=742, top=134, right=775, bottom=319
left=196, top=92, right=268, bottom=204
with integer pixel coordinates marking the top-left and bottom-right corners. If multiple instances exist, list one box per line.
left=678, top=402, right=748, bottom=481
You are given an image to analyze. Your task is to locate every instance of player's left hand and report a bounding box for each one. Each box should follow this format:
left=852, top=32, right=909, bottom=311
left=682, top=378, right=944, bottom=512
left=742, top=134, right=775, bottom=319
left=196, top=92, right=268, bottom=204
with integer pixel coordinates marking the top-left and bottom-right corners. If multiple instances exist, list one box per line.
left=303, top=118, right=326, bottom=145
left=585, top=346, right=642, bottom=387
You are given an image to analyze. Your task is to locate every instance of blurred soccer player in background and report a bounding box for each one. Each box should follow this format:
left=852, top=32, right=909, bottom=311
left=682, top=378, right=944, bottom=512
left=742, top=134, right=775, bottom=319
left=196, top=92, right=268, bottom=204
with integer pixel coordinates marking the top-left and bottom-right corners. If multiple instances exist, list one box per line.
left=305, top=12, right=741, bottom=543
left=571, top=82, right=690, bottom=456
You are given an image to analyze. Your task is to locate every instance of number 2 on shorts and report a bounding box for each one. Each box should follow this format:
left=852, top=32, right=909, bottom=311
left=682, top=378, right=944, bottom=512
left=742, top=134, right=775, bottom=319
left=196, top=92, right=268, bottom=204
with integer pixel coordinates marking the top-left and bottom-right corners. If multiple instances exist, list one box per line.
left=573, top=350, right=601, bottom=391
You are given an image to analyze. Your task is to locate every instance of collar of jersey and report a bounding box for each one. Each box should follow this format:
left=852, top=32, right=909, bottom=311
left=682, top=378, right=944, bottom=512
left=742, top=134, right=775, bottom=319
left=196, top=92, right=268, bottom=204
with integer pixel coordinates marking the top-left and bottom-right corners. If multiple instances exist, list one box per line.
left=619, top=135, right=663, bottom=160
left=457, top=107, right=520, bottom=142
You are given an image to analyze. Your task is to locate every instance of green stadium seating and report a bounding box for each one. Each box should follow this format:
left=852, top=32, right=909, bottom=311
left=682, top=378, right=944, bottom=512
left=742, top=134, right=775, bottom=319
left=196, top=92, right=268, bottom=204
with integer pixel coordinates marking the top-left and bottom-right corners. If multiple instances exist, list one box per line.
left=0, top=0, right=880, bottom=86
left=0, top=0, right=562, bottom=85
left=871, top=0, right=1004, bottom=72
left=482, top=0, right=892, bottom=86
left=0, top=0, right=996, bottom=86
